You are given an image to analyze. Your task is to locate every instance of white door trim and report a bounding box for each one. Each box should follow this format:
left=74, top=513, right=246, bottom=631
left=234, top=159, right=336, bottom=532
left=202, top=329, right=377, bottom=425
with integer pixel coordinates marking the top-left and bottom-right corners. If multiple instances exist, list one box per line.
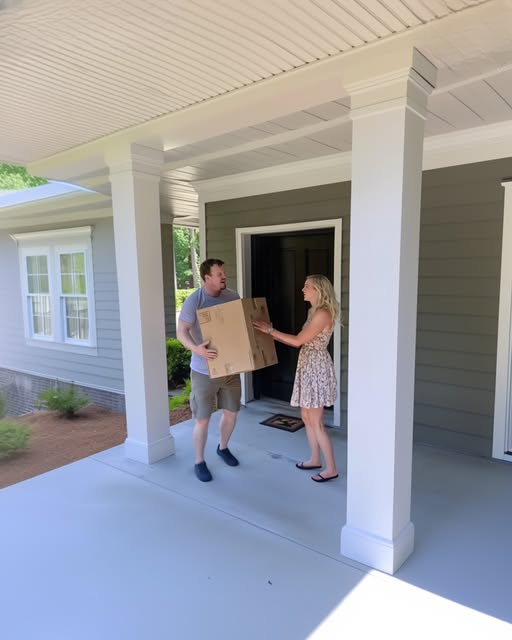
left=235, top=218, right=343, bottom=427
left=493, top=180, right=512, bottom=462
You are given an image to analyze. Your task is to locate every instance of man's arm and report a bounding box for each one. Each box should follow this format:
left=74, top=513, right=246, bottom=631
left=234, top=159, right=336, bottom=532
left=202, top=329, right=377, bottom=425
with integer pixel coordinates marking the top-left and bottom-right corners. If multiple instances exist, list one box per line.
left=177, top=318, right=217, bottom=360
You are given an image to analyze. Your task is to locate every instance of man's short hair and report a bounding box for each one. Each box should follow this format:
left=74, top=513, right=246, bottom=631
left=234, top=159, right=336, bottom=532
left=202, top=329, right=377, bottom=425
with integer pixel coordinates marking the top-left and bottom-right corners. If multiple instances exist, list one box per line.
left=200, top=258, right=225, bottom=281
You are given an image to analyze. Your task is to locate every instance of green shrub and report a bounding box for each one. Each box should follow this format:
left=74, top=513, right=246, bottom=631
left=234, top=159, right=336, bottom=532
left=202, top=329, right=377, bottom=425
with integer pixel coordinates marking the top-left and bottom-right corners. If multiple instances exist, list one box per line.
left=166, top=338, right=191, bottom=388
left=169, top=378, right=192, bottom=410
left=175, top=288, right=197, bottom=311
left=0, top=389, right=7, bottom=419
left=36, top=384, right=90, bottom=418
left=0, top=421, right=31, bottom=458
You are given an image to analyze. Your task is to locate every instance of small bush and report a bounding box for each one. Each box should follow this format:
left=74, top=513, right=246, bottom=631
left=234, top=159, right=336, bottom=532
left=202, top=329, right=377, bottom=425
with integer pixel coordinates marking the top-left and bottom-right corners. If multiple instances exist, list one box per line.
left=36, top=384, right=90, bottom=418
left=175, top=288, right=197, bottom=311
left=166, top=338, right=191, bottom=388
left=169, top=378, right=192, bottom=410
left=0, top=421, right=31, bottom=458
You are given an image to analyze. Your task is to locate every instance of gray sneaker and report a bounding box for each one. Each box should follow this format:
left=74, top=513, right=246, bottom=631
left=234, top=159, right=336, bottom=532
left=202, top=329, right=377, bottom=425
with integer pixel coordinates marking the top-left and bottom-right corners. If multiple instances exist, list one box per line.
left=216, top=445, right=239, bottom=467
left=194, top=461, right=212, bottom=482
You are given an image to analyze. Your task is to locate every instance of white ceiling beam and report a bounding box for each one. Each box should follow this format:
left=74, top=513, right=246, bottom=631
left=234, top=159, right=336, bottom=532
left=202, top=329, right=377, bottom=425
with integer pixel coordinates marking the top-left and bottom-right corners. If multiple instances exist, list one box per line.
left=162, top=112, right=351, bottom=172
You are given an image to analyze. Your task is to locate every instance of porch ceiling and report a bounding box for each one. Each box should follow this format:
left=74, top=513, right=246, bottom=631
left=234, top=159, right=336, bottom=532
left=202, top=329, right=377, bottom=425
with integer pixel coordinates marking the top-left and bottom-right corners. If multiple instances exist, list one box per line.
left=2, top=0, right=512, bottom=226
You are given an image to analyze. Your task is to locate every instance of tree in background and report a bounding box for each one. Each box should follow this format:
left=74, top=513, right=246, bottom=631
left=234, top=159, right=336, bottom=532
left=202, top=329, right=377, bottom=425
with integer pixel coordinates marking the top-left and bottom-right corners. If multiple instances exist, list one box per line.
left=0, top=163, right=47, bottom=190
left=173, top=226, right=200, bottom=289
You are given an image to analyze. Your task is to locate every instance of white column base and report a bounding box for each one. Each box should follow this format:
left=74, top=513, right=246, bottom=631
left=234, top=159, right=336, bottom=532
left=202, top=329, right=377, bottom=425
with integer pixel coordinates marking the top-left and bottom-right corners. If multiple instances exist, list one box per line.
left=340, top=521, right=415, bottom=575
left=124, top=433, right=175, bottom=464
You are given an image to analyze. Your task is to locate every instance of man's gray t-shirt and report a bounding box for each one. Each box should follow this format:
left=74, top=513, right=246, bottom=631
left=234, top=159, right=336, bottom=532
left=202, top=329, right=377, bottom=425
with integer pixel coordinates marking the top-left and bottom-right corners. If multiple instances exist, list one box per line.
left=179, top=287, right=240, bottom=375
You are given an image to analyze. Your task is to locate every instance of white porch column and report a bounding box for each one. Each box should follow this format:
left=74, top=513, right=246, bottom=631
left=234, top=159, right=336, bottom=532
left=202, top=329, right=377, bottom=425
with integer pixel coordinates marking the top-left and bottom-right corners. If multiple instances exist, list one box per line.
left=107, top=144, right=175, bottom=463
left=341, top=49, right=436, bottom=574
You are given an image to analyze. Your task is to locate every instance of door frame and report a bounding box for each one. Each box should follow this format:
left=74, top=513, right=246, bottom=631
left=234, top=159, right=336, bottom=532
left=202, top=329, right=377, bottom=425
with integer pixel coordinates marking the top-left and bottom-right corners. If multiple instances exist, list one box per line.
left=493, top=180, right=512, bottom=462
left=236, top=219, right=343, bottom=427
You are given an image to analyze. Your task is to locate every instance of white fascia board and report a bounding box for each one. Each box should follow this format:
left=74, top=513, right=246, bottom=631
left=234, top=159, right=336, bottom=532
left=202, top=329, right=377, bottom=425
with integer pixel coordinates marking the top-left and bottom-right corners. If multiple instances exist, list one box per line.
left=194, top=153, right=352, bottom=202
left=423, top=120, right=512, bottom=170
left=0, top=187, right=111, bottom=230
left=0, top=207, right=113, bottom=231
left=0, top=181, right=92, bottom=208
left=193, top=120, right=512, bottom=203
left=0, top=188, right=106, bottom=214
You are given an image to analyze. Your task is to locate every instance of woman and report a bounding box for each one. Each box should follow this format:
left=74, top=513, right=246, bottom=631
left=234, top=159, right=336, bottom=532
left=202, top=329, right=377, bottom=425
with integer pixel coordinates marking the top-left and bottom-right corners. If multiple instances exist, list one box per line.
left=253, top=274, right=340, bottom=482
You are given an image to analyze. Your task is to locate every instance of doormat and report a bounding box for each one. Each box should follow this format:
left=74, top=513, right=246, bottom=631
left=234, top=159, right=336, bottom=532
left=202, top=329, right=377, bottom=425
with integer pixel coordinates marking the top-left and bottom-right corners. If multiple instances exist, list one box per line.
left=260, top=414, right=304, bottom=432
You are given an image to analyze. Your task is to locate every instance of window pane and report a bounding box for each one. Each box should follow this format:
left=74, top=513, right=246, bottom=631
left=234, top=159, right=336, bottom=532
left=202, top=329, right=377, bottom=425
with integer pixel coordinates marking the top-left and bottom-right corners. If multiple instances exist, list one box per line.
left=75, top=274, right=86, bottom=295
left=60, top=253, right=72, bottom=273
left=61, top=274, right=73, bottom=294
left=60, top=252, right=86, bottom=295
left=64, top=297, right=89, bottom=340
left=73, top=253, right=85, bottom=274
left=26, top=256, right=37, bottom=273
left=67, top=317, right=78, bottom=339
left=27, top=275, right=37, bottom=294
left=26, top=255, right=49, bottom=295
left=39, top=275, right=49, bottom=293
left=26, top=255, right=48, bottom=275
left=79, top=318, right=89, bottom=340
left=27, top=274, right=49, bottom=294
left=31, top=295, right=51, bottom=336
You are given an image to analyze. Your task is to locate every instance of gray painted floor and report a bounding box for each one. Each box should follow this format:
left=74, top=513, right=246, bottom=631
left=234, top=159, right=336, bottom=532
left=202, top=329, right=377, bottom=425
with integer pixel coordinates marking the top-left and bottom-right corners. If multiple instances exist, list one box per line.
left=1, top=399, right=511, bottom=639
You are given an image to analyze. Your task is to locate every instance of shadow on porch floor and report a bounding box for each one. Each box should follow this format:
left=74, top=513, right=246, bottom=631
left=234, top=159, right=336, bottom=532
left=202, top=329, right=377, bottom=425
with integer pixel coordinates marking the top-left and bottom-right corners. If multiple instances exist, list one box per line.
left=0, top=398, right=510, bottom=639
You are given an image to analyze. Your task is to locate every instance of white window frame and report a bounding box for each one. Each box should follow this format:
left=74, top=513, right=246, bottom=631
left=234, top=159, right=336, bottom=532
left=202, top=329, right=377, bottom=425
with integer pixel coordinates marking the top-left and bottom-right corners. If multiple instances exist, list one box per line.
left=11, top=227, right=97, bottom=354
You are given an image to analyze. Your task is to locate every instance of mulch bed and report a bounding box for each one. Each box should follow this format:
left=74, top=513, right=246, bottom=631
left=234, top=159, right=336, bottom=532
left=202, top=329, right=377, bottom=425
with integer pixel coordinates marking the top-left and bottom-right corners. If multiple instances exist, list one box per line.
left=0, top=403, right=192, bottom=490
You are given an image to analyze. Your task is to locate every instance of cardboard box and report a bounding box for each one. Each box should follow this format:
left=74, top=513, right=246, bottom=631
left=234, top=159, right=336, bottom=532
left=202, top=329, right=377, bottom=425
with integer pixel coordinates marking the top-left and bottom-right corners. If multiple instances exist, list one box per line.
left=197, top=297, right=278, bottom=378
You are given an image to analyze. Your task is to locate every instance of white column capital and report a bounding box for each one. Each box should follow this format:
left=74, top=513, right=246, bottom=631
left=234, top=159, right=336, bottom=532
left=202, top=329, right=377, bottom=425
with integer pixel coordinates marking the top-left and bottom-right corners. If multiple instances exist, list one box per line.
left=501, top=178, right=512, bottom=189
left=347, top=47, right=436, bottom=121
left=106, top=144, right=164, bottom=180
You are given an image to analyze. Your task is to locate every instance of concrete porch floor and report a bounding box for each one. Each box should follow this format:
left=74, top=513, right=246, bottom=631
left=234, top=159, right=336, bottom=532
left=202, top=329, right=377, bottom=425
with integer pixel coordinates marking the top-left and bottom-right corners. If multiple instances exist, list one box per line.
left=1, top=398, right=511, bottom=639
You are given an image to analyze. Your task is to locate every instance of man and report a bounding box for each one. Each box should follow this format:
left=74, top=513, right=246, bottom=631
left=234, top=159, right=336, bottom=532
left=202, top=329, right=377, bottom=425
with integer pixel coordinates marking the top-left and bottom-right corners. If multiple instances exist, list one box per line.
left=177, top=258, right=242, bottom=482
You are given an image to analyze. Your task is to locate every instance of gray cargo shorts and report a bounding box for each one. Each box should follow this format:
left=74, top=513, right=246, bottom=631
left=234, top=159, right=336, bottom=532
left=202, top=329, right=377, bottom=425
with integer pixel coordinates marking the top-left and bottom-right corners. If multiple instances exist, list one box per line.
left=189, top=369, right=241, bottom=419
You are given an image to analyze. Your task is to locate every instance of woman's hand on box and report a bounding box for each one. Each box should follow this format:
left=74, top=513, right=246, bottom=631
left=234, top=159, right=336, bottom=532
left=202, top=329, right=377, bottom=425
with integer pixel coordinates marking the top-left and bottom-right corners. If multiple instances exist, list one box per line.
left=253, top=320, right=273, bottom=335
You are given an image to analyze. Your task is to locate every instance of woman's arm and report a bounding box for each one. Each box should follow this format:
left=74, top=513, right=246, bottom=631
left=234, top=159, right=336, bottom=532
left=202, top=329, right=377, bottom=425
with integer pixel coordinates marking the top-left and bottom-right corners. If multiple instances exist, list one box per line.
left=253, top=309, right=332, bottom=348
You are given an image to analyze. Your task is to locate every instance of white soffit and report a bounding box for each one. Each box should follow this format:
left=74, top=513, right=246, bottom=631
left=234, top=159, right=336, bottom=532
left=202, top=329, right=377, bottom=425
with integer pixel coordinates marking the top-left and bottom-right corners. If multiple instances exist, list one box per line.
left=0, top=0, right=493, bottom=166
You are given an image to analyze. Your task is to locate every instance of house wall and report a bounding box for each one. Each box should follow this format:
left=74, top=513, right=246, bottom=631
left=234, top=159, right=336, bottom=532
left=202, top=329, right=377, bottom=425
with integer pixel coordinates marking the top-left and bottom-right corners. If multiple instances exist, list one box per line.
left=205, top=157, right=512, bottom=456
left=0, top=214, right=179, bottom=416
left=415, top=158, right=510, bottom=456
left=0, top=218, right=124, bottom=414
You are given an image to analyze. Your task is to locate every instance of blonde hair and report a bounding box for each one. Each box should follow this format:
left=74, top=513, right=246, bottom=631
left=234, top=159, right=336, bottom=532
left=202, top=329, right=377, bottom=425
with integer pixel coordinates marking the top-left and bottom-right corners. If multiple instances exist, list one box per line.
left=306, top=274, right=341, bottom=325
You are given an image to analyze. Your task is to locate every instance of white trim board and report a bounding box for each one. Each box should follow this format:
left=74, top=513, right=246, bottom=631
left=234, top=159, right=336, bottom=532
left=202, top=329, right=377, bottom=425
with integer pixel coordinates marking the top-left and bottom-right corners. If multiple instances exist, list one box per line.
left=493, top=180, right=512, bottom=463
left=193, top=120, right=512, bottom=203
left=235, top=219, right=343, bottom=427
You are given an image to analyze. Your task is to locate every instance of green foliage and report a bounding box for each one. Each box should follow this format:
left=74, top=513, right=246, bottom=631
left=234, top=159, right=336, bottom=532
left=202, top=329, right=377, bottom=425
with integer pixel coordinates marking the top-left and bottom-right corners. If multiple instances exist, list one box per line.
left=0, top=421, right=32, bottom=458
left=173, top=226, right=200, bottom=289
left=0, top=163, right=47, bottom=190
left=166, top=338, right=191, bottom=388
left=36, top=384, right=90, bottom=418
left=0, top=389, right=7, bottom=419
left=169, top=378, right=191, bottom=410
left=175, top=288, right=197, bottom=310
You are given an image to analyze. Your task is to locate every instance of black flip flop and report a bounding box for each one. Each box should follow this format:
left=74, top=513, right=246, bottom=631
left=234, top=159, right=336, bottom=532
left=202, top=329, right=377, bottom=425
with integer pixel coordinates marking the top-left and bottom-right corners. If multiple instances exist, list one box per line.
left=296, top=462, right=322, bottom=470
left=311, top=473, right=339, bottom=483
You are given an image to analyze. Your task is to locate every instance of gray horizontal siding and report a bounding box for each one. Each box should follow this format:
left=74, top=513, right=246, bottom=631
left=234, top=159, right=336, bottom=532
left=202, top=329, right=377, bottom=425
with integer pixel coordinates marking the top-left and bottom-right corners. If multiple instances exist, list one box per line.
left=205, top=157, right=512, bottom=456
left=0, top=218, right=124, bottom=393
left=414, top=157, right=511, bottom=456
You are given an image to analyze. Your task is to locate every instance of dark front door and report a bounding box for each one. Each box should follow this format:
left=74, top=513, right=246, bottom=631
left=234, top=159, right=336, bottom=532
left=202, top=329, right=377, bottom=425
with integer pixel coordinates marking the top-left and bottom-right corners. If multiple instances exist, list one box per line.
left=251, top=230, right=334, bottom=402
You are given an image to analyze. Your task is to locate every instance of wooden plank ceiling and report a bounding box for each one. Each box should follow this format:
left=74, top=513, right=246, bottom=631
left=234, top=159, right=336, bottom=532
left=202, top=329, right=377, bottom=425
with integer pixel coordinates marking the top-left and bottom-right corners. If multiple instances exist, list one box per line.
left=2, top=0, right=512, bottom=224
left=0, top=0, right=492, bottom=165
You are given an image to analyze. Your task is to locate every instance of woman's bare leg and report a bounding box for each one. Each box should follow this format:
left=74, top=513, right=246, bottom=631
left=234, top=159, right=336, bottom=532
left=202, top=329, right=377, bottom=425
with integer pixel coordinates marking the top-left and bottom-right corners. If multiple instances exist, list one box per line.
left=307, top=406, right=338, bottom=478
left=300, top=408, right=322, bottom=467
